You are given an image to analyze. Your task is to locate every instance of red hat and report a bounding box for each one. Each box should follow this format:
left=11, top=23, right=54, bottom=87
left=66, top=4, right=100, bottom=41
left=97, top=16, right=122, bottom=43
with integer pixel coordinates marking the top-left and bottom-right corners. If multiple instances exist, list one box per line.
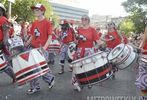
left=31, top=3, right=46, bottom=12
left=63, top=20, right=68, bottom=24
left=60, top=20, right=68, bottom=25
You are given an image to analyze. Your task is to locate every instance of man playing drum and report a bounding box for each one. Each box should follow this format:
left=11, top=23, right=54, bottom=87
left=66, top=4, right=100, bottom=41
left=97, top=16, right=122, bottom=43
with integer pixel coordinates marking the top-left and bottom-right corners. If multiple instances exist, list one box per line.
left=0, top=3, right=15, bottom=83
left=25, top=3, right=55, bottom=94
left=58, top=20, right=75, bottom=74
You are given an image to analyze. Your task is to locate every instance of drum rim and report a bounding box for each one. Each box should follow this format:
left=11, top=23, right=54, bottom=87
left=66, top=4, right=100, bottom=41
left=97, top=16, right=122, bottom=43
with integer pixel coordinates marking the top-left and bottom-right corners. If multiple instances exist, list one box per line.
left=11, top=48, right=42, bottom=58
left=108, top=43, right=125, bottom=61
left=71, top=51, right=106, bottom=64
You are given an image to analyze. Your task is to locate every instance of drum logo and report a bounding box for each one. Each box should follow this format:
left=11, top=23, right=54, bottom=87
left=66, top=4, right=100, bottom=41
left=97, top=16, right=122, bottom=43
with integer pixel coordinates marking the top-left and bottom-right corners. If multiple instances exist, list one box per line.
left=20, top=52, right=29, bottom=61
left=34, top=28, right=40, bottom=38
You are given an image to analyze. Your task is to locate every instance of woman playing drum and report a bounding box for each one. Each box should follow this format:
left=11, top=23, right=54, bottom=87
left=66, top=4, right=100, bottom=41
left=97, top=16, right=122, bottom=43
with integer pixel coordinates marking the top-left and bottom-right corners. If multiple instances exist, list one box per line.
left=71, top=15, right=101, bottom=91
left=102, top=22, right=129, bottom=79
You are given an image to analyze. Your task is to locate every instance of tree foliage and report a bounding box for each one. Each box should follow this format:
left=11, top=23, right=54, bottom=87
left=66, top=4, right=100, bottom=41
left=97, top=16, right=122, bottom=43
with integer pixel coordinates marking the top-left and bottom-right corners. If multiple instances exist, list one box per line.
left=122, top=0, right=147, bottom=33
left=0, top=0, right=59, bottom=25
left=119, top=18, right=135, bottom=36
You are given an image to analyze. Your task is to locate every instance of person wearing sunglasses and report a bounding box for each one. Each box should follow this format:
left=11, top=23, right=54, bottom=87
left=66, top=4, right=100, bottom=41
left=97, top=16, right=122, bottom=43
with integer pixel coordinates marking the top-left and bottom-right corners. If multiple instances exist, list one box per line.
left=71, top=15, right=101, bottom=91
left=25, top=3, right=55, bottom=94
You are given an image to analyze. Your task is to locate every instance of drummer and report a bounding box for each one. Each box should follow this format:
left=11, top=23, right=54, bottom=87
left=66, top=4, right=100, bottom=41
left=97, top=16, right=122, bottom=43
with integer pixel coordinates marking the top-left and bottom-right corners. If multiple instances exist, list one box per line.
left=0, top=3, right=15, bottom=83
left=135, top=27, right=147, bottom=99
left=58, top=20, right=75, bottom=74
left=71, top=15, right=101, bottom=91
left=102, top=22, right=128, bottom=79
left=102, top=22, right=124, bottom=49
left=25, top=3, right=55, bottom=94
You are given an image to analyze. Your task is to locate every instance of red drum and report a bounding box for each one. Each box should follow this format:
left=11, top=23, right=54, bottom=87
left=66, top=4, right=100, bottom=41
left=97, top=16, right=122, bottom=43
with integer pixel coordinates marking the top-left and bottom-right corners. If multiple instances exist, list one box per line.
left=0, top=50, right=8, bottom=72
left=71, top=51, right=113, bottom=86
left=48, top=40, right=60, bottom=52
left=8, top=37, right=24, bottom=50
left=108, top=43, right=137, bottom=70
left=12, top=48, right=49, bottom=86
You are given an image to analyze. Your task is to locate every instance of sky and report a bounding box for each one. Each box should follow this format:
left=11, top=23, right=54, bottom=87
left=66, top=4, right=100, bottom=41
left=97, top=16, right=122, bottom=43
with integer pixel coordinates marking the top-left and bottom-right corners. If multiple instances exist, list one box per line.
left=77, top=0, right=128, bottom=17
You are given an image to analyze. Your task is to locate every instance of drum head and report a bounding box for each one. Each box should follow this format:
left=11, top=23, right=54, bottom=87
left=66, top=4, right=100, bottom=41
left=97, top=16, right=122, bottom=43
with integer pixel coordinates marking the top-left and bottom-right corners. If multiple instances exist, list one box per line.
left=68, top=42, right=76, bottom=60
left=108, top=43, right=125, bottom=60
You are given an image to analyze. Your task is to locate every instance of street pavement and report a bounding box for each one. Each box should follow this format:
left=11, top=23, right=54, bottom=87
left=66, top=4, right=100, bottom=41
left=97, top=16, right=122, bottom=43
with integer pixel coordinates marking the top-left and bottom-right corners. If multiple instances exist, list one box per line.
left=0, top=56, right=140, bottom=100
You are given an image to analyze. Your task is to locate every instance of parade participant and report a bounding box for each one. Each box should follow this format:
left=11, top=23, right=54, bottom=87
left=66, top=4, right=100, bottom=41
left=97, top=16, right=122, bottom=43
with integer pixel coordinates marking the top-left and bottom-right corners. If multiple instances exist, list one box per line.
left=75, top=15, right=100, bottom=59
left=101, top=22, right=128, bottom=79
left=58, top=20, right=75, bottom=74
left=25, top=3, right=55, bottom=94
left=103, top=22, right=124, bottom=49
left=0, top=3, right=15, bottom=83
left=135, top=27, right=147, bottom=99
left=71, top=15, right=100, bottom=91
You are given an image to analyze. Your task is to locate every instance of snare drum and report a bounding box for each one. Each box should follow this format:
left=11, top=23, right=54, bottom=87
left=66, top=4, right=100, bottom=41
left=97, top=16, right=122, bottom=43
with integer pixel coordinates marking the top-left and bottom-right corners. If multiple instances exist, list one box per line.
left=12, top=48, right=49, bottom=85
left=108, top=43, right=137, bottom=69
left=48, top=40, right=60, bottom=51
left=0, top=50, right=8, bottom=72
left=8, top=37, right=24, bottom=50
left=71, top=51, right=113, bottom=86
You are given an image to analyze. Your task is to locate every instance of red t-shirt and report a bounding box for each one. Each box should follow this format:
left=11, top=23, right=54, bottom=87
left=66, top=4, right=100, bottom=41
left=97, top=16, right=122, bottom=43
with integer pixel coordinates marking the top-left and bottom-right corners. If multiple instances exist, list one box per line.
left=77, top=27, right=98, bottom=48
left=30, top=18, right=52, bottom=48
left=9, top=27, right=14, bottom=37
left=0, top=16, right=9, bottom=41
left=106, top=31, right=121, bottom=49
left=61, top=28, right=74, bottom=44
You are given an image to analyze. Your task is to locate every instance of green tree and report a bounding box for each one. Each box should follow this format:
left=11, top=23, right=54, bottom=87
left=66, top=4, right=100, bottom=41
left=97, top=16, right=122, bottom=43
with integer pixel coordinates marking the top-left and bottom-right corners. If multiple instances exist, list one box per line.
left=0, top=0, right=59, bottom=25
left=11, top=0, right=35, bottom=22
left=119, top=18, right=135, bottom=36
left=122, top=0, right=147, bottom=33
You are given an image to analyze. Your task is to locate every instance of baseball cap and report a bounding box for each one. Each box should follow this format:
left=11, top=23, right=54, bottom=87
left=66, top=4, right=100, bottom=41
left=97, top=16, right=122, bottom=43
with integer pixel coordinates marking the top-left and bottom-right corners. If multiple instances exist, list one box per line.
left=60, top=19, right=68, bottom=25
left=31, top=3, right=46, bottom=12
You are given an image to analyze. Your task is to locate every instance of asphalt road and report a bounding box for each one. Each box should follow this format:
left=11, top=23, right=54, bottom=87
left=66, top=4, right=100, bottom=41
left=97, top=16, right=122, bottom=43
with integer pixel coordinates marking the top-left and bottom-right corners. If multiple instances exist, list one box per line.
left=0, top=55, right=140, bottom=100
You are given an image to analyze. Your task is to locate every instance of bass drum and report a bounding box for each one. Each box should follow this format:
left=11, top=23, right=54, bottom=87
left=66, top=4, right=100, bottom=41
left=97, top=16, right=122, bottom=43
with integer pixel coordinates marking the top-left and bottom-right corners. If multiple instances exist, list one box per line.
left=12, top=48, right=49, bottom=86
left=71, top=51, right=113, bottom=86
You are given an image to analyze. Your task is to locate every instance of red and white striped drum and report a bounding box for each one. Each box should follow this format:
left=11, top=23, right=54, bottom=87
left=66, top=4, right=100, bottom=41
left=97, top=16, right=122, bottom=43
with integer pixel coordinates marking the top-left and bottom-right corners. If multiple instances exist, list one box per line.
left=71, top=51, right=113, bottom=86
left=12, top=48, right=49, bottom=86
left=108, top=43, right=137, bottom=70
left=0, top=50, right=8, bottom=72
left=48, top=40, right=60, bottom=52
